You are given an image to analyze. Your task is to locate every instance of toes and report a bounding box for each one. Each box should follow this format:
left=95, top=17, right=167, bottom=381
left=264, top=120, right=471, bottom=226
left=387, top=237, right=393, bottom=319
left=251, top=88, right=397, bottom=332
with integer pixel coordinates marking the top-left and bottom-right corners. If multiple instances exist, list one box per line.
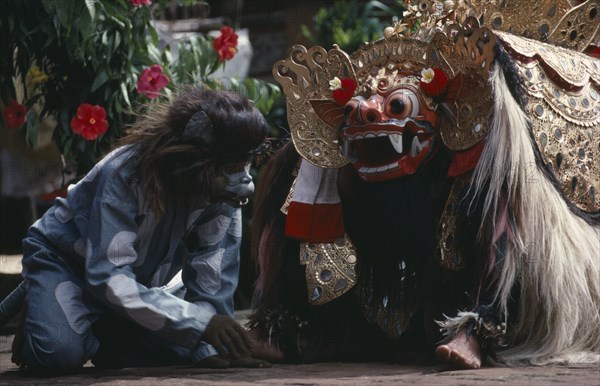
left=435, top=345, right=452, bottom=361
left=436, top=346, right=481, bottom=369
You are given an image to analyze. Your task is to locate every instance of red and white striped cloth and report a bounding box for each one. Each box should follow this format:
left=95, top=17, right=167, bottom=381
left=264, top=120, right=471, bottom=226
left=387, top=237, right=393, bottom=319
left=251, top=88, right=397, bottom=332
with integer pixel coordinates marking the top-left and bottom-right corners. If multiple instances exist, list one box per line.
left=285, top=159, right=344, bottom=243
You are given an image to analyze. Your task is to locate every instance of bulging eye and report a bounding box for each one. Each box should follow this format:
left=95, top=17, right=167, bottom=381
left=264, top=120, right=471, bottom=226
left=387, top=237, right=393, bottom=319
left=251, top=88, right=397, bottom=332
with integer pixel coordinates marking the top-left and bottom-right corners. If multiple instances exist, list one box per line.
left=385, top=89, right=420, bottom=119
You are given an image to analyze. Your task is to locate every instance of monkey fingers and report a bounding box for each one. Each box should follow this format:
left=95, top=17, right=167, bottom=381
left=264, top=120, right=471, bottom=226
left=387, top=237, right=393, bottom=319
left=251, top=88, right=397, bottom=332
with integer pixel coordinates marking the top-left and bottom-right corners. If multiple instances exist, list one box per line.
left=220, top=328, right=251, bottom=358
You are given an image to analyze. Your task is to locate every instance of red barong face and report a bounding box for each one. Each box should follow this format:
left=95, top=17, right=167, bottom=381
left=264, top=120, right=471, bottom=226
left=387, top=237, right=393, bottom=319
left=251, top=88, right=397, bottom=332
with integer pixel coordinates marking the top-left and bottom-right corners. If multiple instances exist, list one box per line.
left=340, top=79, right=439, bottom=182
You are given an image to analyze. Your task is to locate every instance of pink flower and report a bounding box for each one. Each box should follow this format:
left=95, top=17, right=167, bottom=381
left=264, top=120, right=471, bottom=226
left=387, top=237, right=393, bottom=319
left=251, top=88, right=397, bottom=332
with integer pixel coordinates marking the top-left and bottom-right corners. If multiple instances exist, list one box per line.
left=70, top=103, right=109, bottom=141
left=129, top=0, right=152, bottom=6
left=3, top=100, right=27, bottom=129
left=213, top=26, right=238, bottom=62
left=137, top=64, right=169, bottom=99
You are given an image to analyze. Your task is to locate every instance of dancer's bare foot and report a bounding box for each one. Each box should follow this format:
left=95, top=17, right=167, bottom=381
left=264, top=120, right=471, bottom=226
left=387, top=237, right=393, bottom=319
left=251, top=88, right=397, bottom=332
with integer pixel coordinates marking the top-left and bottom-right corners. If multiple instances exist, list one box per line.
left=247, top=328, right=285, bottom=362
left=435, top=329, right=482, bottom=369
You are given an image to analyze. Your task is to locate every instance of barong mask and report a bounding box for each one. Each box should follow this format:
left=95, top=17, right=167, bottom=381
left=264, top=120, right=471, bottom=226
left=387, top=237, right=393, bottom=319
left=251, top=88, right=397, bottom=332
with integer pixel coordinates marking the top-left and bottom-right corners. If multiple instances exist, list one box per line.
left=274, top=0, right=600, bottom=305
left=339, top=72, right=442, bottom=181
left=274, top=17, right=498, bottom=183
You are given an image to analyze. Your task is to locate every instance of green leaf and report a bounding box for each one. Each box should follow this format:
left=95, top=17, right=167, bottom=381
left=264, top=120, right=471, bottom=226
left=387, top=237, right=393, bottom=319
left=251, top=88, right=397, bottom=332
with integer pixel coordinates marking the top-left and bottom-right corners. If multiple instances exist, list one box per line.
left=106, top=33, right=115, bottom=63
left=147, top=43, right=161, bottom=64
left=363, top=1, right=393, bottom=16
left=149, top=25, right=159, bottom=46
left=77, top=139, right=88, bottom=154
left=91, top=69, right=109, bottom=92
left=85, top=0, right=96, bottom=21
left=7, top=14, right=15, bottom=32
left=114, top=31, right=122, bottom=52
left=107, top=14, right=126, bottom=29
left=25, top=111, right=40, bottom=149
left=43, top=0, right=75, bottom=31
left=63, top=137, right=74, bottom=156
left=163, top=49, right=173, bottom=66
left=25, top=94, right=44, bottom=108
left=59, top=110, right=70, bottom=133
left=120, top=82, right=131, bottom=109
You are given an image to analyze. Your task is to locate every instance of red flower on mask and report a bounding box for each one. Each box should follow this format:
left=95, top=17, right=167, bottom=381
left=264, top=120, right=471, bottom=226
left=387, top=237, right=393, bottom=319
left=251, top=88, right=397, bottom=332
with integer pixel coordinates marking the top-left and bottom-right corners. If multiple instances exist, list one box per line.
left=419, top=68, right=449, bottom=97
left=137, top=64, right=169, bottom=99
left=3, top=100, right=27, bottom=129
left=329, top=77, right=357, bottom=106
left=213, top=26, right=238, bottom=62
left=70, top=103, right=109, bottom=140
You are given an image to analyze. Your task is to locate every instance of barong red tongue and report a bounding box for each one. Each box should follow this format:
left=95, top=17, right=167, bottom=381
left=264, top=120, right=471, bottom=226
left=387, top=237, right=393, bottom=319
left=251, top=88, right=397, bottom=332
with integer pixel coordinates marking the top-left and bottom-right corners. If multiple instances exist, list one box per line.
left=285, top=159, right=344, bottom=243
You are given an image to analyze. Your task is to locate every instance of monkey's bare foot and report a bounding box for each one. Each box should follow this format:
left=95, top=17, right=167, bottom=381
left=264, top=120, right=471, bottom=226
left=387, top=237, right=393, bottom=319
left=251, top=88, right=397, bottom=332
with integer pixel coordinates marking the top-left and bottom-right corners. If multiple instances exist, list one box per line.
left=435, top=329, right=482, bottom=369
left=247, top=328, right=285, bottom=363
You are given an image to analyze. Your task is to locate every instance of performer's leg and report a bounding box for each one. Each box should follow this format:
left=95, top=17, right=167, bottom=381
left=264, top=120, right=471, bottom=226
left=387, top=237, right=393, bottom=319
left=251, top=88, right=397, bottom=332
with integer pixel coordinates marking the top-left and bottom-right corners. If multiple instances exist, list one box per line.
left=91, top=278, right=247, bottom=368
left=18, top=238, right=101, bottom=372
left=91, top=313, right=189, bottom=368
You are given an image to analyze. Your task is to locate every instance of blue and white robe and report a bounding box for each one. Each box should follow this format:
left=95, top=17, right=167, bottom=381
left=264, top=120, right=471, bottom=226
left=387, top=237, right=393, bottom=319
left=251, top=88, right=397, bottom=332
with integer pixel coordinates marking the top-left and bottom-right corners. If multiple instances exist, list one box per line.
left=19, top=146, right=243, bottom=369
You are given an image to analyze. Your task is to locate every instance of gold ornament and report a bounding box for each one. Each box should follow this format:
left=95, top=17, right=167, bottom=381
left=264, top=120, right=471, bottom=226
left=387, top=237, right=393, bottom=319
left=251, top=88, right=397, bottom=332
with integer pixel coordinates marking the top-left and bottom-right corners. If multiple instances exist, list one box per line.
left=496, top=31, right=600, bottom=213
left=273, top=45, right=354, bottom=168
left=273, top=18, right=497, bottom=168
left=438, top=174, right=471, bottom=270
left=398, top=0, right=600, bottom=53
left=299, top=234, right=358, bottom=305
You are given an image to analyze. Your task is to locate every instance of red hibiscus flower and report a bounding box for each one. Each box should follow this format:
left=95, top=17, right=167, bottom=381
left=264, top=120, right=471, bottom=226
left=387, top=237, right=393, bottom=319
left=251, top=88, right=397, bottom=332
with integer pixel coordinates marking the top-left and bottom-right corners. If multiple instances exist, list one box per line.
left=419, top=68, right=449, bottom=97
left=70, top=104, right=109, bottom=141
left=330, top=77, right=357, bottom=106
left=129, top=0, right=152, bottom=6
left=3, top=100, right=27, bottom=129
left=137, top=64, right=169, bottom=99
left=213, top=26, right=238, bottom=62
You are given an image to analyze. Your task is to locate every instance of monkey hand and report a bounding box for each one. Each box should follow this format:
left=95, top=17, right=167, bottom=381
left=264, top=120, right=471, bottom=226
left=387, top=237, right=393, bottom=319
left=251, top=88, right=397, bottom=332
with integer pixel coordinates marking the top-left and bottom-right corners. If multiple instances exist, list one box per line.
left=202, top=314, right=255, bottom=359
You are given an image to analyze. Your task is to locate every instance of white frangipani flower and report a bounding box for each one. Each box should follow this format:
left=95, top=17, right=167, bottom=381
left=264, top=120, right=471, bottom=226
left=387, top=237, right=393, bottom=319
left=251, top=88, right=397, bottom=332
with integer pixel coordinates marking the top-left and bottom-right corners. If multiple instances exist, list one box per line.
left=329, top=77, right=342, bottom=90
left=420, top=68, right=435, bottom=83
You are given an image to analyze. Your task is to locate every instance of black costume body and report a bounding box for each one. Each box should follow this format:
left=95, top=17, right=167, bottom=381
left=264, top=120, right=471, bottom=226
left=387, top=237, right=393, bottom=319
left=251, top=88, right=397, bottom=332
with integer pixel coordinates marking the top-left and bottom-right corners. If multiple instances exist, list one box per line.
left=249, top=143, right=501, bottom=362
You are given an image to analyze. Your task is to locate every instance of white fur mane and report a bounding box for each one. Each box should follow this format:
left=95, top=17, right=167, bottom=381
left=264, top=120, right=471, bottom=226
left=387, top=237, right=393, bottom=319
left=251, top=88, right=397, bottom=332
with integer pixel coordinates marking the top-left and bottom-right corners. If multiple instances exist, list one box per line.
left=469, top=63, right=600, bottom=364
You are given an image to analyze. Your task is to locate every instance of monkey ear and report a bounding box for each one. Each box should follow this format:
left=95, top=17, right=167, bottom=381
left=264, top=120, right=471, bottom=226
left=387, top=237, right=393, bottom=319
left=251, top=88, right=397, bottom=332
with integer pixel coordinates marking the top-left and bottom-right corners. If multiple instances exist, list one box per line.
left=182, top=110, right=215, bottom=145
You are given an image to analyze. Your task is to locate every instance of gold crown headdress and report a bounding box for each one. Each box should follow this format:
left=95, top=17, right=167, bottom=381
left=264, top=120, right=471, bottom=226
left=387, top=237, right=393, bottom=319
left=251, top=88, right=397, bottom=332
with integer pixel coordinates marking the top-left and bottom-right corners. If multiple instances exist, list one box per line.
left=273, top=16, right=497, bottom=168
left=274, top=0, right=599, bottom=212
left=275, top=23, right=498, bottom=306
left=397, top=0, right=600, bottom=52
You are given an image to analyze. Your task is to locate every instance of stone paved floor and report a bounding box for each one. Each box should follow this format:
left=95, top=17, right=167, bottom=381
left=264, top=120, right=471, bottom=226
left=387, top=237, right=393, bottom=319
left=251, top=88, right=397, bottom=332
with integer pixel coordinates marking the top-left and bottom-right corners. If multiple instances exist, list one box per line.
left=1, top=334, right=599, bottom=385
left=1, top=256, right=599, bottom=385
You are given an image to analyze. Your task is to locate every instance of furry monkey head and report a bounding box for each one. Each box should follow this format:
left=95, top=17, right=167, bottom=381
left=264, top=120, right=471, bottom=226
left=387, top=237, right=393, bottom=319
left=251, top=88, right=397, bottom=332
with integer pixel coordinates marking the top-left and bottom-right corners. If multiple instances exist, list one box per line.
left=121, top=86, right=269, bottom=215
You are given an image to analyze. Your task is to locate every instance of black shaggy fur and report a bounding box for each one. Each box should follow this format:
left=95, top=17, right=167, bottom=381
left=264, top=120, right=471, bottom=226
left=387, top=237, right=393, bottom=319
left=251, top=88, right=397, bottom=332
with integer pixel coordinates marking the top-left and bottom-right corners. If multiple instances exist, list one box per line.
left=248, top=141, right=498, bottom=362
